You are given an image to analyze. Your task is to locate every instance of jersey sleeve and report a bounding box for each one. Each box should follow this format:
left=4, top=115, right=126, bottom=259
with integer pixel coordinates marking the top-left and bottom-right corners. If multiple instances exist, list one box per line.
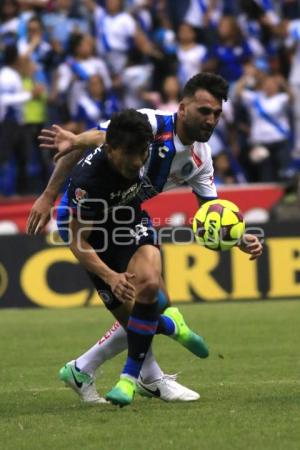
left=97, top=119, right=110, bottom=131
left=187, top=145, right=218, bottom=200
left=67, top=149, right=106, bottom=221
left=137, top=108, right=158, bottom=135
left=67, top=184, right=101, bottom=221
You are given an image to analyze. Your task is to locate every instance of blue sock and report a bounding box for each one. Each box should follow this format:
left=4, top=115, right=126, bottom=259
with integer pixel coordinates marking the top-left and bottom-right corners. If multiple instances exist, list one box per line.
left=157, top=289, right=169, bottom=312
left=157, top=315, right=175, bottom=336
left=122, top=301, right=159, bottom=379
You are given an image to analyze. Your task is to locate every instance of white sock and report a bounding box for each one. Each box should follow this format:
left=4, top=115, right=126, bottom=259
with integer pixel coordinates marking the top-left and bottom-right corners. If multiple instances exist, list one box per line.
left=75, top=322, right=164, bottom=382
left=140, top=347, right=164, bottom=383
left=76, top=321, right=127, bottom=375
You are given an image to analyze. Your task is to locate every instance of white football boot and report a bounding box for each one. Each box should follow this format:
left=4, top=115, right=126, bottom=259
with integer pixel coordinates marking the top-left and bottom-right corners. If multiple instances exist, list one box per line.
left=59, top=360, right=108, bottom=404
left=137, top=373, right=200, bottom=402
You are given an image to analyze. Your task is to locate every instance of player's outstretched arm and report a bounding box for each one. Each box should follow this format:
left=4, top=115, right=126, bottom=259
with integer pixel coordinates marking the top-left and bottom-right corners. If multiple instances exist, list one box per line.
left=39, top=125, right=106, bottom=161
left=238, top=233, right=263, bottom=261
left=27, top=126, right=106, bottom=234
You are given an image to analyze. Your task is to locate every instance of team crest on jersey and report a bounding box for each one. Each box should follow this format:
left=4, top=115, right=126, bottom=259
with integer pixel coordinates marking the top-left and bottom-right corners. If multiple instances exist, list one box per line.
left=75, top=188, right=88, bottom=202
left=181, top=161, right=193, bottom=177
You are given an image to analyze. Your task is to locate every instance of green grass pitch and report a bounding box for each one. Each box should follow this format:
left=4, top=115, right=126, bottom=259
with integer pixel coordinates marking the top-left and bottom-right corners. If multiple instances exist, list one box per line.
left=1, top=300, right=300, bottom=450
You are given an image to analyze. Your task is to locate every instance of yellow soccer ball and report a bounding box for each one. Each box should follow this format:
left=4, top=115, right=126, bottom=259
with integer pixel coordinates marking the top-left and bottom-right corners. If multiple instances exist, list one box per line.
left=192, top=199, right=245, bottom=251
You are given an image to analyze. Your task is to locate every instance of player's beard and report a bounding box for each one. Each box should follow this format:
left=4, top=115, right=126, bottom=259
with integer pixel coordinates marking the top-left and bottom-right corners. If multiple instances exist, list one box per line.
left=183, top=119, right=214, bottom=143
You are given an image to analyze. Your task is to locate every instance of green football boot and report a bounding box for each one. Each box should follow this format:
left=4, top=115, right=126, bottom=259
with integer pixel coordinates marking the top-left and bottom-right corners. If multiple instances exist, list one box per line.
left=163, top=307, right=209, bottom=358
left=59, top=360, right=107, bottom=404
left=105, top=376, right=136, bottom=407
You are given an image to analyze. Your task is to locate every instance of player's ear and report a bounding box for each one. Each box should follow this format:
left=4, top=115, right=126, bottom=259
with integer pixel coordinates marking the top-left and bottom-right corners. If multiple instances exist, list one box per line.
left=178, top=101, right=186, bottom=119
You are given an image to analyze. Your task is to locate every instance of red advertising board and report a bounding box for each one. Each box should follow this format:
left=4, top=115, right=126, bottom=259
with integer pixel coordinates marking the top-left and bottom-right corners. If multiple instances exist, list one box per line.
left=143, top=184, right=284, bottom=226
left=0, top=184, right=284, bottom=233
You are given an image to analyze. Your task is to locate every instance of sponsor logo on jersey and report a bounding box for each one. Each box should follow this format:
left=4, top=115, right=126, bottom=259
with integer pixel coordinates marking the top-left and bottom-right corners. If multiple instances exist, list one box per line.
left=75, top=188, right=88, bottom=202
left=109, top=182, right=143, bottom=205
left=110, top=183, right=139, bottom=200
left=154, top=132, right=173, bottom=142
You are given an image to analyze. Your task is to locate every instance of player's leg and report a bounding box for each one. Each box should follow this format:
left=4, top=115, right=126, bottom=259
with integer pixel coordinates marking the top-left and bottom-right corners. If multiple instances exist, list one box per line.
left=105, top=243, right=210, bottom=406
left=106, top=244, right=162, bottom=406
left=58, top=207, right=206, bottom=404
left=104, top=278, right=209, bottom=362
left=58, top=274, right=158, bottom=404
left=137, top=278, right=201, bottom=401
left=61, top=280, right=198, bottom=403
left=74, top=282, right=169, bottom=377
left=61, top=272, right=207, bottom=403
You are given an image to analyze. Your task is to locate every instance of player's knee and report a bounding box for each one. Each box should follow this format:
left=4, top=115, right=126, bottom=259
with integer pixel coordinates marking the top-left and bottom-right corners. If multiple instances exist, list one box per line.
left=138, top=276, right=160, bottom=302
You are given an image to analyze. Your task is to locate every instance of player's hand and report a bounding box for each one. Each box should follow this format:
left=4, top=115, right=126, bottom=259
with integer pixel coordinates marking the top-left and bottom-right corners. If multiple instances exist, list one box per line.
left=26, top=192, right=55, bottom=235
left=238, top=233, right=263, bottom=260
left=108, top=272, right=136, bottom=302
left=38, top=125, right=76, bottom=161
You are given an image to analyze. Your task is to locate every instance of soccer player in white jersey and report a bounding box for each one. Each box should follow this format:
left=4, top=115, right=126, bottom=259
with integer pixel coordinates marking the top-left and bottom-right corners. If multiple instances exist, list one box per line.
left=27, top=72, right=262, bottom=403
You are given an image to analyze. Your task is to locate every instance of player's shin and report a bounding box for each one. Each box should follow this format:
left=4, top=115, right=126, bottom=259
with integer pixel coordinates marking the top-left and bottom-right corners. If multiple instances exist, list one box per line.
left=105, top=301, right=159, bottom=406
left=75, top=321, right=127, bottom=375
left=123, top=301, right=159, bottom=380
left=75, top=289, right=168, bottom=378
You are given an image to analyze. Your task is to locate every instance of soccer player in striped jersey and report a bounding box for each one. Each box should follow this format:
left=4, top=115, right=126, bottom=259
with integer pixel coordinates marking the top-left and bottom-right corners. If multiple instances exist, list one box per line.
left=27, top=72, right=262, bottom=404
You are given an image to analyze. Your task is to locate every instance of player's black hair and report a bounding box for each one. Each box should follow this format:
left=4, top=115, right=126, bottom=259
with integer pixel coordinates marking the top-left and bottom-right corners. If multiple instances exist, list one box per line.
left=106, top=109, right=153, bottom=153
left=183, top=72, right=229, bottom=102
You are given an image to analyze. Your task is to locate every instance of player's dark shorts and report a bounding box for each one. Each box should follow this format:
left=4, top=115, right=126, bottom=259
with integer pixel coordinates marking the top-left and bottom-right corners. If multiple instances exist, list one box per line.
left=57, top=192, right=158, bottom=310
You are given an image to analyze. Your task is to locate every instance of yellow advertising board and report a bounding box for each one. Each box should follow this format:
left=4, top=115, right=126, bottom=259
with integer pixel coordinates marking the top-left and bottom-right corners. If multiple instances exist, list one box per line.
left=1, top=231, right=299, bottom=308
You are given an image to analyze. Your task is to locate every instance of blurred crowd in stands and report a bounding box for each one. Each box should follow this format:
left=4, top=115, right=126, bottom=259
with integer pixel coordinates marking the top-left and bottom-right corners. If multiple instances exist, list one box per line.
left=1, top=0, right=300, bottom=196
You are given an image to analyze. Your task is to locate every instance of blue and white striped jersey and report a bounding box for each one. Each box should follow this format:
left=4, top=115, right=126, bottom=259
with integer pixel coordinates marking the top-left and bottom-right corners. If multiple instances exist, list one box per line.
left=98, top=108, right=217, bottom=201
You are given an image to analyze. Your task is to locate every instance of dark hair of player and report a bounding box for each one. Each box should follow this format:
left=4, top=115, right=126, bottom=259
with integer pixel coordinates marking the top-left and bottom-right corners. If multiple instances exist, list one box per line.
left=183, top=72, right=229, bottom=102
left=106, top=109, right=153, bottom=154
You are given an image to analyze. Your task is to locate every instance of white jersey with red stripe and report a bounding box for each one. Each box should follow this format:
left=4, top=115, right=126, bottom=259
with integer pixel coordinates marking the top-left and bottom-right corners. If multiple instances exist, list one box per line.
left=98, top=108, right=217, bottom=201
